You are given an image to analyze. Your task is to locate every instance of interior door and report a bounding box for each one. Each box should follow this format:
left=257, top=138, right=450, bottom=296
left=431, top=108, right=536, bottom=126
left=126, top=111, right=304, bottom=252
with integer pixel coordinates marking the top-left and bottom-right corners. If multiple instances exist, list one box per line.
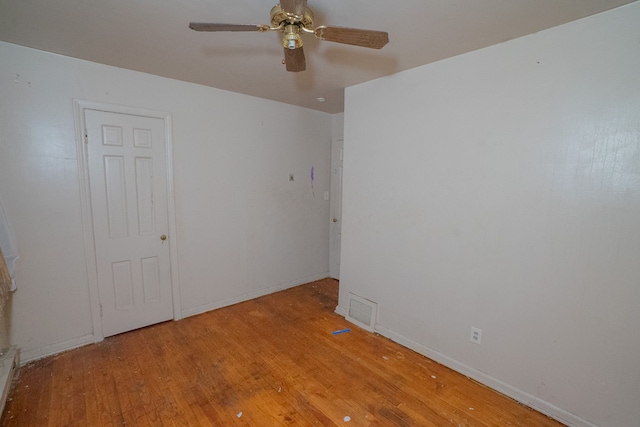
left=329, top=137, right=344, bottom=280
left=85, top=109, right=173, bottom=337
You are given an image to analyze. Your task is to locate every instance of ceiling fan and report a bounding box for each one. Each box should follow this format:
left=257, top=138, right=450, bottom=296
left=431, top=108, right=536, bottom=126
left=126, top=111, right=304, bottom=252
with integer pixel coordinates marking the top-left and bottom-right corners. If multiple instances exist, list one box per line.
left=189, top=0, right=389, bottom=72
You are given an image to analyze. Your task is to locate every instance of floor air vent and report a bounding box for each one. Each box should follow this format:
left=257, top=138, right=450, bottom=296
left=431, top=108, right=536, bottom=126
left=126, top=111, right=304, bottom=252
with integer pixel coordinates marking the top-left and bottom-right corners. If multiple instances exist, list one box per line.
left=346, top=293, right=378, bottom=332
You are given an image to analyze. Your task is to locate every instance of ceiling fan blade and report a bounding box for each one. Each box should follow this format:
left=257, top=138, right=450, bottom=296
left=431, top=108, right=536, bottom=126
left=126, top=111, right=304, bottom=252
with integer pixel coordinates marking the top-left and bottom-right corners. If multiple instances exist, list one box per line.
left=280, top=0, right=307, bottom=17
left=314, top=26, right=389, bottom=49
left=284, top=47, right=306, bottom=72
left=189, top=23, right=267, bottom=32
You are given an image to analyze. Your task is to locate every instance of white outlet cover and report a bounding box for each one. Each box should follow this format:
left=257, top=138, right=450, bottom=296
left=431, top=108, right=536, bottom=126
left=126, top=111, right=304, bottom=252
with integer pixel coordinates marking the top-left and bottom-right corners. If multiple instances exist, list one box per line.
left=471, top=327, right=482, bottom=344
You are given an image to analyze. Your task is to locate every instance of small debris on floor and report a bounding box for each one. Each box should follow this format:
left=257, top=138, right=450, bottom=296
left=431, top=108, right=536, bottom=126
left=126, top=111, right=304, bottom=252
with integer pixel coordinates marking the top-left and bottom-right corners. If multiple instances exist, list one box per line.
left=382, top=356, right=389, bottom=360
left=237, top=411, right=243, bottom=418
left=343, top=415, right=351, bottom=422
left=332, top=328, right=351, bottom=335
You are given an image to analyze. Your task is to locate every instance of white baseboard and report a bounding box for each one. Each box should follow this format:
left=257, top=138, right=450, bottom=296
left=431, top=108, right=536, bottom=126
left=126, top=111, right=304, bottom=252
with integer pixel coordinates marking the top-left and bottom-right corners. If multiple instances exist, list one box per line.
left=334, top=305, right=346, bottom=316
left=20, top=334, right=95, bottom=366
left=374, top=324, right=598, bottom=427
left=17, top=274, right=332, bottom=365
left=182, top=272, right=330, bottom=319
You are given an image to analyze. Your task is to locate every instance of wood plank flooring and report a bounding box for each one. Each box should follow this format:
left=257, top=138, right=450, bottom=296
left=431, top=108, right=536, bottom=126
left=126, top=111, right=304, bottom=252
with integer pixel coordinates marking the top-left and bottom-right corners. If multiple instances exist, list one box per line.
left=1, top=279, right=565, bottom=426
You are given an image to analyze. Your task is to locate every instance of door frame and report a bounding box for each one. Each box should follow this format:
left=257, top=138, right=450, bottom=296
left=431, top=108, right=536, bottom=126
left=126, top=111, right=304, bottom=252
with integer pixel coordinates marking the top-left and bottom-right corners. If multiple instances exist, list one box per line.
left=73, top=100, right=181, bottom=343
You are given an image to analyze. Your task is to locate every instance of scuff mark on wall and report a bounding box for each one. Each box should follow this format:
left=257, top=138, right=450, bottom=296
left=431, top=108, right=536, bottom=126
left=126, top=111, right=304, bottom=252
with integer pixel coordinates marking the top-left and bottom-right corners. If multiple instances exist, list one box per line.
left=311, top=166, right=315, bottom=197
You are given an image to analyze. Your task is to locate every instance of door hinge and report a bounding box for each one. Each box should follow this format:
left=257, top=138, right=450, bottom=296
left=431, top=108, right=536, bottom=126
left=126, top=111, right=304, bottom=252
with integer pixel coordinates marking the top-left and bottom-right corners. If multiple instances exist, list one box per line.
left=84, top=128, right=88, bottom=144
left=99, top=304, right=103, bottom=317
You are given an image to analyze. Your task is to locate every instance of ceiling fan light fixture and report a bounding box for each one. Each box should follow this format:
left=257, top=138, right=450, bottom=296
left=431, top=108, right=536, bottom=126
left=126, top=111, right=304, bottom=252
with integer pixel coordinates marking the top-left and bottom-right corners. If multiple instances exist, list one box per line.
left=282, top=24, right=303, bottom=49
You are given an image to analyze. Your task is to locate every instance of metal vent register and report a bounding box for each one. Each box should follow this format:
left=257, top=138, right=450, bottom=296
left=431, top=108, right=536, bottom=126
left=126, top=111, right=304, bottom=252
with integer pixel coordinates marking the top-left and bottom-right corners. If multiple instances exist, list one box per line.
left=346, top=293, right=378, bottom=332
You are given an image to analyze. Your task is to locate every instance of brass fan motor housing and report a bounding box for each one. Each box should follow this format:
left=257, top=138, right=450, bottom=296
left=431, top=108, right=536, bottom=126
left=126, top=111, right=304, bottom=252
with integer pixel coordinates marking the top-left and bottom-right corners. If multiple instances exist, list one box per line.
left=270, top=4, right=314, bottom=29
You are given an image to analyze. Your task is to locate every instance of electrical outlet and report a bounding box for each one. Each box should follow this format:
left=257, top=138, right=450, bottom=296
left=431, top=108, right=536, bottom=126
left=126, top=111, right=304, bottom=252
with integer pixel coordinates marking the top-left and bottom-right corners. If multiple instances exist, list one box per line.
left=470, top=327, right=482, bottom=345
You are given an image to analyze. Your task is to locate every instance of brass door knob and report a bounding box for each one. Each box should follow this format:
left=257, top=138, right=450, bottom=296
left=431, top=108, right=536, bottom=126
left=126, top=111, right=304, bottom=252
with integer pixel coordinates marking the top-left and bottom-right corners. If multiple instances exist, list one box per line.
left=160, top=234, right=167, bottom=241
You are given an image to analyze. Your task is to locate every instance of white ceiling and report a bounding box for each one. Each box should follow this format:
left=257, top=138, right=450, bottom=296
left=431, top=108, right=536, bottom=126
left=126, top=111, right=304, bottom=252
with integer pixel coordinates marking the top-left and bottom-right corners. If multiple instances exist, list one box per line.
left=0, top=0, right=636, bottom=113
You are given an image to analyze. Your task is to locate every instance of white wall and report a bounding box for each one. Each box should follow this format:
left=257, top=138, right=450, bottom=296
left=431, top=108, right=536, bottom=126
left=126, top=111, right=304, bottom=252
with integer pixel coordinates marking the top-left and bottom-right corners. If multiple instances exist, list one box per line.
left=332, top=113, right=344, bottom=140
left=0, top=41, right=332, bottom=361
left=341, top=4, right=640, bottom=427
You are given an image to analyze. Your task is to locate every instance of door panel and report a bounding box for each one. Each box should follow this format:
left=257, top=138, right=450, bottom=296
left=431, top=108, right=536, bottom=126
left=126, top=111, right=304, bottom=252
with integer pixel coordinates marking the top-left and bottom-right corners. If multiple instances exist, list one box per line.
left=104, top=155, right=128, bottom=237
left=134, top=157, right=156, bottom=235
left=85, top=109, right=173, bottom=337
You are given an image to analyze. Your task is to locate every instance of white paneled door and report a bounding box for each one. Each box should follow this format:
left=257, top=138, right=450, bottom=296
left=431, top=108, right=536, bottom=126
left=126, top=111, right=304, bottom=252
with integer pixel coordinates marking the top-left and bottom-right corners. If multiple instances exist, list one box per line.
left=329, top=137, right=343, bottom=280
left=85, top=110, right=173, bottom=337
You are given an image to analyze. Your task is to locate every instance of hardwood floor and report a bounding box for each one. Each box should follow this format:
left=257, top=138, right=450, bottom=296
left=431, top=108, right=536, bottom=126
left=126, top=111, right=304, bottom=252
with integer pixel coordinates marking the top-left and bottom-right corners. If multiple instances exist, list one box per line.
left=1, top=279, right=565, bottom=426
